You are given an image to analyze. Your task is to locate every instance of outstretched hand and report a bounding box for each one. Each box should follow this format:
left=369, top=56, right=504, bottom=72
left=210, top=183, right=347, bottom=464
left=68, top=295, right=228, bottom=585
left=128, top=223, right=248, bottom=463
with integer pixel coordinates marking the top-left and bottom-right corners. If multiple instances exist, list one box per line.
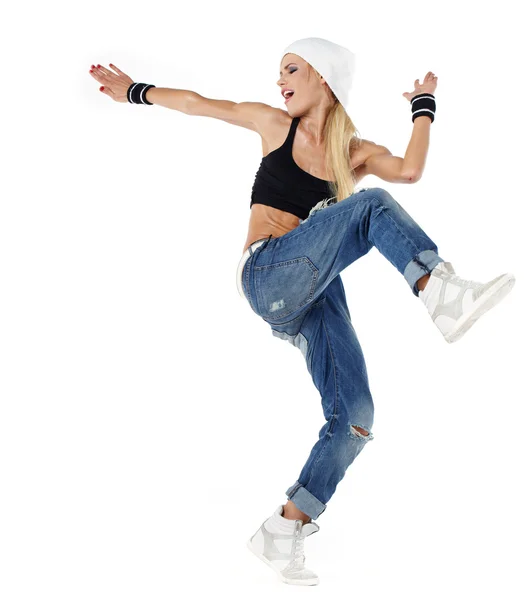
left=402, top=72, right=437, bottom=102
left=89, top=63, right=135, bottom=103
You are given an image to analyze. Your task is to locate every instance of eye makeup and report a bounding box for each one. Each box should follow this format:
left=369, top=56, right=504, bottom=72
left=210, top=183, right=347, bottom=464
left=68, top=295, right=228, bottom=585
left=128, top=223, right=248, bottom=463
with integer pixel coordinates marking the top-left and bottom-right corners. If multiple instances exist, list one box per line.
left=280, top=63, right=298, bottom=76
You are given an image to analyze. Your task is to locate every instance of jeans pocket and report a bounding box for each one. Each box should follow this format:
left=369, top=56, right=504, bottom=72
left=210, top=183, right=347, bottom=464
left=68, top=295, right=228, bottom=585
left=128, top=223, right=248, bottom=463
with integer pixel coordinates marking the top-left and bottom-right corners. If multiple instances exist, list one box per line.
left=253, top=256, right=319, bottom=320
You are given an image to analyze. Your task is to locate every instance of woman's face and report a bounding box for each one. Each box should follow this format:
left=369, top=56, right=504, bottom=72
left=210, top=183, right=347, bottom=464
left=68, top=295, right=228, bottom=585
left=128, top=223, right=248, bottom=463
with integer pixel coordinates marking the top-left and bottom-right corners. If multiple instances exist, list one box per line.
left=277, top=54, right=325, bottom=115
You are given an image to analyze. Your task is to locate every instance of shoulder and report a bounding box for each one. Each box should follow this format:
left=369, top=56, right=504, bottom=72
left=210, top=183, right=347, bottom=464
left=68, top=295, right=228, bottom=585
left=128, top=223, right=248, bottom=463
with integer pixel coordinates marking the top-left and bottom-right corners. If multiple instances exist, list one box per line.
left=256, top=108, right=294, bottom=155
left=352, top=138, right=391, bottom=166
left=257, top=106, right=292, bottom=136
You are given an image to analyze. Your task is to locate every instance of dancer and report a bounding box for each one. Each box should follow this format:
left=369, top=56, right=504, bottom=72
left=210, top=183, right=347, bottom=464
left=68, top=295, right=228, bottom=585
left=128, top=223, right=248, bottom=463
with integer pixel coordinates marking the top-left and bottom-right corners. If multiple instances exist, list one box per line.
left=89, top=37, right=516, bottom=586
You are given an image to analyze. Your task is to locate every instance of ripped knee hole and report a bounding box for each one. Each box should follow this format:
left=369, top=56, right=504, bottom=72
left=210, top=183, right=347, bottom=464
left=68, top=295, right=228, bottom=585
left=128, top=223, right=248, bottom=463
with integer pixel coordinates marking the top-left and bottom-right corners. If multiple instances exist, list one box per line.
left=350, top=425, right=374, bottom=440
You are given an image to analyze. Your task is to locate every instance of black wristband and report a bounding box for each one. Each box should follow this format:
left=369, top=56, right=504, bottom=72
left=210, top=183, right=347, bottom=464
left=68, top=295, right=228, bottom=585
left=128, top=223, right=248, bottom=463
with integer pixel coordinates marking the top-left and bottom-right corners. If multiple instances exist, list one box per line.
left=127, top=82, right=156, bottom=105
left=411, top=93, right=435, bottom=123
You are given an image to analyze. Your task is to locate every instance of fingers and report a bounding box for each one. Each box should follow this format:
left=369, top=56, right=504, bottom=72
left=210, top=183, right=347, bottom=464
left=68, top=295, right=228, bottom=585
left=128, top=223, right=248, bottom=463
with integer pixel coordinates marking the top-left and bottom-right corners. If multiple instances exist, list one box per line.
left=89, top=63, right=127, bottom=82
left=89, top=64, right=110, bottom=84
left=109, top=63, right=126, bottom=75
left=96, top=64, right=114, bottom=77
left=89, top=62, right=131, bottom=103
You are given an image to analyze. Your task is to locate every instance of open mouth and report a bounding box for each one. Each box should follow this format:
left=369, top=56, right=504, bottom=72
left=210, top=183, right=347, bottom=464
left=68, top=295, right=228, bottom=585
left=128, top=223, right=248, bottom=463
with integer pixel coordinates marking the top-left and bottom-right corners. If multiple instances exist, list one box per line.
left=284, top=91, right=295, bottom=103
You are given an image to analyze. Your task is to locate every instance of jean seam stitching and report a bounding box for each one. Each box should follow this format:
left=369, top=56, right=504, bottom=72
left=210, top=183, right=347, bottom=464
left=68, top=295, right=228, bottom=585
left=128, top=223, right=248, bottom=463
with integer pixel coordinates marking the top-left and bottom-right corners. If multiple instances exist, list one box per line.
left=322, top=312, right=340, bottom=428
left=305, top=312, right=338, bottom=483
left=244, top=255, right=257, bottom=313
left=305, top=299, right=323, bottom=373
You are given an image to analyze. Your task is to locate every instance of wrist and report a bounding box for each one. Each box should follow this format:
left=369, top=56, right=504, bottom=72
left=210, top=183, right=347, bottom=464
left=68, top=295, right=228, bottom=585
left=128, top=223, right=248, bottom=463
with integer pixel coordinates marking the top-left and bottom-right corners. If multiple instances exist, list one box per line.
left=411, top=92, right=435, bottom=123
left=127, top=82, right=156, bottom=105
left=413, top=115, right=432, bottom=124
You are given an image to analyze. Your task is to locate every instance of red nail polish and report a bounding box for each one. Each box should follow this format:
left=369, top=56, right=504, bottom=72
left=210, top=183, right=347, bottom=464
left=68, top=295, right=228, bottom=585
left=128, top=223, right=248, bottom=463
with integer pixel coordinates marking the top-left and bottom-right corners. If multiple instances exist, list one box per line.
left=100, top=86, right=104, bottom=91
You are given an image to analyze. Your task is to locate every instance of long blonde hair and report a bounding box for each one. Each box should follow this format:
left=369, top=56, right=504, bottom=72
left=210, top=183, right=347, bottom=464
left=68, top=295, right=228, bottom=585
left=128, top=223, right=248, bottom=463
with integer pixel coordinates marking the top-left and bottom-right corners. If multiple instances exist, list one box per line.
left=308, top=64, right=362, bottom=202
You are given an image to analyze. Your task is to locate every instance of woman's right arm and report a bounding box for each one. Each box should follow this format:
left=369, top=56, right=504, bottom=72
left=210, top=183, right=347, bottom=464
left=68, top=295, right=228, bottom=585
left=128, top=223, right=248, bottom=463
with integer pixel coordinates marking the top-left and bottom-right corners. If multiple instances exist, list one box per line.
left=186, top=94, right=274, bottom=133
left=89, top=63, right=273, bottom=133
left=148, top=88, right=273, bottom=134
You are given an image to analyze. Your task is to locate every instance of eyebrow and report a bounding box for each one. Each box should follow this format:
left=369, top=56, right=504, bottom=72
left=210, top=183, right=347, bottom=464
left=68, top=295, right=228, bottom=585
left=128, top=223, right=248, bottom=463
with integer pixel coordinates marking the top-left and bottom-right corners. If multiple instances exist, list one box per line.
left=279, top=62, right=296, bottom=76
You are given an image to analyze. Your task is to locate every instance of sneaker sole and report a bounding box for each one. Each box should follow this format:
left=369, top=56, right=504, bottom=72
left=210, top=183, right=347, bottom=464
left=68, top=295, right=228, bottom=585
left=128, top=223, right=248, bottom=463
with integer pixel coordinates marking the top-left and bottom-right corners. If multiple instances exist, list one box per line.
left=246, top=538, right=320, bottom=586
left=444, top=273, right=516, bottom=343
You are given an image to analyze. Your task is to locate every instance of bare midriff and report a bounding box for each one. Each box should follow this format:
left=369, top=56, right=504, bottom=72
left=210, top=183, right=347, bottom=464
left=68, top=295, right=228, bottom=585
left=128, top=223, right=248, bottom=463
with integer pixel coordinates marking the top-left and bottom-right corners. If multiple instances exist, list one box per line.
left=242, top=204, right=302, bottom=254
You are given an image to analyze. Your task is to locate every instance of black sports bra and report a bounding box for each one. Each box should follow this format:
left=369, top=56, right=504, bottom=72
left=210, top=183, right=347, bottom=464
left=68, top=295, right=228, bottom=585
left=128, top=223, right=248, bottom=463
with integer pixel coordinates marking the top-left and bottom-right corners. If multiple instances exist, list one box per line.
left=249, top=117, right=335, bottom=221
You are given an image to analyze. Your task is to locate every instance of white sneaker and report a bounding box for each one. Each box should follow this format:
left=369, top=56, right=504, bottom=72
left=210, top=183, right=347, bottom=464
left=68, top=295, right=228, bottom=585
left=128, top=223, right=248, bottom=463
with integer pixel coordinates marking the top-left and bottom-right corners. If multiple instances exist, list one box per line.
left=246, top=504, right=320, bottom=585
left=419, top=261, right=516, bottom=343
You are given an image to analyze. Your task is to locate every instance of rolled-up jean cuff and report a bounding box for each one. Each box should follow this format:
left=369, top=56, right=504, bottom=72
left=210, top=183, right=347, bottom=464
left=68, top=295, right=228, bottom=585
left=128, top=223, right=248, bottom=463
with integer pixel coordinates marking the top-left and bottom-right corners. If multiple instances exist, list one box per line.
left=285, top=481, right=327, bottom=520
left=403, top=249, right=444, bottom=297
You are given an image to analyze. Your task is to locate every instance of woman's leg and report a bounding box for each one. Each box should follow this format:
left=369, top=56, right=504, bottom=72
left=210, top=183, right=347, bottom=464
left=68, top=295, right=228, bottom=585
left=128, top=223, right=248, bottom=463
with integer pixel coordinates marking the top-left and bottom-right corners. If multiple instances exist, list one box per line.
left=280, top=275, right=375, bottom=521
left=243, top=187, right=444, bottom=326
left=240, top=188, right=432, bottom=520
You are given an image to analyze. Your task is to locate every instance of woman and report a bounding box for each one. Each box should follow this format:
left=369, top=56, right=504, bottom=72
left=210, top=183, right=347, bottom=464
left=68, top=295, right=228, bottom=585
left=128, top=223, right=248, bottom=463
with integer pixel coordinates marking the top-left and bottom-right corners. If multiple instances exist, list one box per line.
left=89, top=37, right=515, bottom=586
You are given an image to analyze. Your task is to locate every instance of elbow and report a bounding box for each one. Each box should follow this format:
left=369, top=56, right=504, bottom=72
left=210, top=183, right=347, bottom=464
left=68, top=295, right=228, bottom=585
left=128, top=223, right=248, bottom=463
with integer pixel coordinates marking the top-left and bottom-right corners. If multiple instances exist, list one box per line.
left=401, top=170, right=422, bottom=183
left=185, top=92, right=199, bottom=116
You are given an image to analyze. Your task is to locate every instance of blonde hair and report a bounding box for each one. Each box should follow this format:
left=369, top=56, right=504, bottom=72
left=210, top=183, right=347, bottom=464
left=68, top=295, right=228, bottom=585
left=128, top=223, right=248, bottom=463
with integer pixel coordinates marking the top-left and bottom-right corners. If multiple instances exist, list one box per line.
left=308, top=64, right=362, bottom=202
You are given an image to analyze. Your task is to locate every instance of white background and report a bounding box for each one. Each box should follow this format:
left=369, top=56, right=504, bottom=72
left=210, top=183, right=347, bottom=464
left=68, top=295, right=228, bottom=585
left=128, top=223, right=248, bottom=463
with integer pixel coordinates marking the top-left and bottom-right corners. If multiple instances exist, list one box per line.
left=1, top=0, right=524, bottom=597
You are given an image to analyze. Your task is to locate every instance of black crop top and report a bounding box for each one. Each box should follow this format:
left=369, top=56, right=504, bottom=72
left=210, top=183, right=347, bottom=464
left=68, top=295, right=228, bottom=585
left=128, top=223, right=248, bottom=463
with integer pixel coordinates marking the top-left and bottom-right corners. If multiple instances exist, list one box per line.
left=250, top=116, right=336, bottom=221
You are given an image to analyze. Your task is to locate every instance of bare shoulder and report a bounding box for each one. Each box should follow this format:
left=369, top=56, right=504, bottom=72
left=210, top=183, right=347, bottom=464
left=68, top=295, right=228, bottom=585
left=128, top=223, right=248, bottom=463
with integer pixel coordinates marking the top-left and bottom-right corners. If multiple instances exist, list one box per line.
left=354, top=138, right=391, bottom=163
left=257, top=108, right=293, bottom=155
left=350, top=138, right=368, bottom=163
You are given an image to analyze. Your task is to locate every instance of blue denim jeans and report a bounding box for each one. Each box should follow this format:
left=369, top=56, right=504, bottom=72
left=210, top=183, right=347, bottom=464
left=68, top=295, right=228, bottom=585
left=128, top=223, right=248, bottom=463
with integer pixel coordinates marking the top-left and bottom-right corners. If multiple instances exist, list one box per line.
left=240, top=187, right=445, bottom=520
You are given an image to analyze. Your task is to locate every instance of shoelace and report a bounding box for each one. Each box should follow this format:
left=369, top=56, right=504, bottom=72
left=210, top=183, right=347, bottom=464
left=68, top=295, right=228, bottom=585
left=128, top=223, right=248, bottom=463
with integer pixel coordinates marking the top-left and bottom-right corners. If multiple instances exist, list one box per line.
left=443, top=272, right=481, bottom=289
left=287, top=522, right=307, bottom=572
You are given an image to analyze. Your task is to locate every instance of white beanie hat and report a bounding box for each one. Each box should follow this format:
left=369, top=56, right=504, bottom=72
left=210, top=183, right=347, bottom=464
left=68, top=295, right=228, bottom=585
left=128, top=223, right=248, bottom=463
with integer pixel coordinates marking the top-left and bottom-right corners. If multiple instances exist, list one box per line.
left=280, top=37, right=356, bottom=118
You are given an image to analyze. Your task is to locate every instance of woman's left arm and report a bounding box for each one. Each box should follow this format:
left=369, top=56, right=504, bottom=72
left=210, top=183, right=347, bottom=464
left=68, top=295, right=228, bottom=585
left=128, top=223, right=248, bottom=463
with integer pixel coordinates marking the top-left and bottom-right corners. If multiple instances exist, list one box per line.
left=360, top=72, right=437, bottom=184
